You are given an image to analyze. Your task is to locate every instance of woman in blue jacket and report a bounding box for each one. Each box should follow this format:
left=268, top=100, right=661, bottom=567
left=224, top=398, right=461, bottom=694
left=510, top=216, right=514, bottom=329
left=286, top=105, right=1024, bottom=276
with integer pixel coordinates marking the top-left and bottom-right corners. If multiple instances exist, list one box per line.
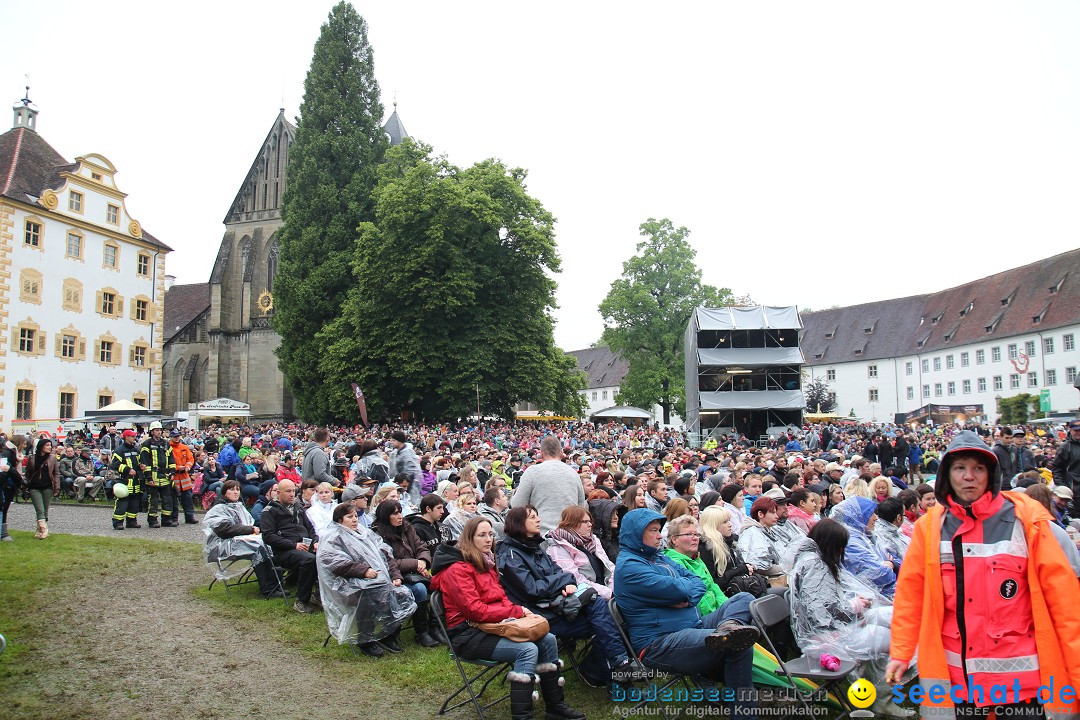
left=495, top=505, right=632, bottom=685
left=613, top=508, right=759, bottom=720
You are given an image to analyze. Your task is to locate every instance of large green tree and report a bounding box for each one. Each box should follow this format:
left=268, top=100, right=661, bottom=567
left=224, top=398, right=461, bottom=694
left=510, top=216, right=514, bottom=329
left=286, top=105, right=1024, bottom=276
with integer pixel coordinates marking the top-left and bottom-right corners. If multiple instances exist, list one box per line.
left=272, top=2, right=388, bottom=421
left=599, top=219, right=747, bottom=424
left=320, top=140, right=586, bottom=421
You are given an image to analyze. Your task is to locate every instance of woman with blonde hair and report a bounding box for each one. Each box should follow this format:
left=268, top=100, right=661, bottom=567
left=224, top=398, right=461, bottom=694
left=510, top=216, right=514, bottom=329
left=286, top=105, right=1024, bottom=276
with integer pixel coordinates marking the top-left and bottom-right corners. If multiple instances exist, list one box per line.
left=844, top=476, right=873, bottom=500
left=441, top=492, right=479, bottom=542
left=699, top=505, right=758, bottom=595
left=870, top=477, right=893, bottom=503
left=458, top=464, right=478, bottom=490
left=369, top=485, right=400, bottom=518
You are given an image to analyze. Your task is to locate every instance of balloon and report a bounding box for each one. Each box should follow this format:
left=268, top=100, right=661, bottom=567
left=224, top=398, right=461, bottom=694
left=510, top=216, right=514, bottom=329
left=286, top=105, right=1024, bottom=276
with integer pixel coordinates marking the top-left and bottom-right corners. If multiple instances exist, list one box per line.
left=112, top=483, right=129, bottom=498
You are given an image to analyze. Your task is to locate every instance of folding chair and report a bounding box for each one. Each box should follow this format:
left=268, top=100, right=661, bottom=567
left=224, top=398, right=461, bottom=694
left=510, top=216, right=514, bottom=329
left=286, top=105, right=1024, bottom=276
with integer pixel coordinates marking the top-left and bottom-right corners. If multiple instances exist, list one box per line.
left=747, top=592, right=860, bottom=720
left=557, top=636, right=599, bottom=687
left=608, top=597, right=701, bottom=718
left=430, top=591, right=511, bottom=720
left=208, top=555, right=291, bottom=606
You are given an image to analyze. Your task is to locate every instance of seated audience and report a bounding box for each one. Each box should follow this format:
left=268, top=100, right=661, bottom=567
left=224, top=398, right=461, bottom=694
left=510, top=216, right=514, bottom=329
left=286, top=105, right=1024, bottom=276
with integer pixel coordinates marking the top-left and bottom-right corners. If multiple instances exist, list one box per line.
left=407, top=494, right=444, bottom=555
left=871, top=497, right=909, bottom=565
left=441, top=492, right=478, bottom=543
left=431, top=517, right=584, bottom=720
left=698, top=506, right=761, bottom=597
left=306, top=481, right=337, bottom=535
left=372, top=500, right=444, bottom=647
left=545, top=505, right=616, bottom=601
left=829, top=497, right=897, bottom=597
left=663, top=515, right=755, bottom=620
left=497, top=505, right=634, bottom=684
left=259, top=479, right=321, bottom=614
left=614, top=509, right=758, bottom=720
left=203, top=480, right=281, bottom=598
left=789, top=519, right=907, bottom=717
left=317, top=503, right=417, bottom=658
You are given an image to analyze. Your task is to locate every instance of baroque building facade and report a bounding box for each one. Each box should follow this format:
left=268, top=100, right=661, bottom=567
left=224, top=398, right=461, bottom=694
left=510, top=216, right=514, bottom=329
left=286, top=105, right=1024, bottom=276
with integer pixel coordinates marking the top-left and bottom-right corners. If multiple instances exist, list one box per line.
left=0, top=92, right=170, bottom=431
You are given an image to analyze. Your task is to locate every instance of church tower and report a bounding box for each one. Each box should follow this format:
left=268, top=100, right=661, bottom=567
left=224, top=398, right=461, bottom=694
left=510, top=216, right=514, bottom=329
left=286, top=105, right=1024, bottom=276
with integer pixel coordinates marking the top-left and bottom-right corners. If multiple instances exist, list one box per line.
left=204, top=109, right=295, bottom=420
left=163, top=106, right=409, bottom=421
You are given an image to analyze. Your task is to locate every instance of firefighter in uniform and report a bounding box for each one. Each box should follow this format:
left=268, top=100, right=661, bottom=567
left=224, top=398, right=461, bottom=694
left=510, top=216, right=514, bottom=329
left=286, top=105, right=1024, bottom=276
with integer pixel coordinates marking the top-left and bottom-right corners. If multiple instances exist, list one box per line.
left=111, top=430, right=143, bottom=529
left=141, top=421, right=176, bottom=527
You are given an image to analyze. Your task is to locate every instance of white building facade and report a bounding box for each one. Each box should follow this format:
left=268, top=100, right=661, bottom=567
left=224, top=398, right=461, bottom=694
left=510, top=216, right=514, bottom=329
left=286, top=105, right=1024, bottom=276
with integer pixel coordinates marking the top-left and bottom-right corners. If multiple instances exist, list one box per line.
left=0, top=96, right=170, bottom=433
left=802, top=250, right=1080, bottom=425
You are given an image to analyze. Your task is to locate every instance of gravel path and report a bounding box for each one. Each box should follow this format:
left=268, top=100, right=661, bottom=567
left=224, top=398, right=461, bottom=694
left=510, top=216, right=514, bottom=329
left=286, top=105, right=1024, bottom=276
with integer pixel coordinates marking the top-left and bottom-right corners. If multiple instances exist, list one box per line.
left=7, top=500, right=205, bottom=542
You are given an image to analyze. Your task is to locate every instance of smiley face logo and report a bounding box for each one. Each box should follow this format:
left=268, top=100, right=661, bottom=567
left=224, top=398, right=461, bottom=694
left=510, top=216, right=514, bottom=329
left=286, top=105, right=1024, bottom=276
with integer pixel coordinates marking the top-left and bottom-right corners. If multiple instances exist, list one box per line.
left=848, top=678, right=876, bottom=709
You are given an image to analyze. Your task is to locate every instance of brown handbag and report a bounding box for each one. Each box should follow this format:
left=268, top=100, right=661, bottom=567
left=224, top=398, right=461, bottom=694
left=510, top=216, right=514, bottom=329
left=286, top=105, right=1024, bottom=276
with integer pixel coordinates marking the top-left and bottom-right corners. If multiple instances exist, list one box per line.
left=470, top=614, right=550, bottom=642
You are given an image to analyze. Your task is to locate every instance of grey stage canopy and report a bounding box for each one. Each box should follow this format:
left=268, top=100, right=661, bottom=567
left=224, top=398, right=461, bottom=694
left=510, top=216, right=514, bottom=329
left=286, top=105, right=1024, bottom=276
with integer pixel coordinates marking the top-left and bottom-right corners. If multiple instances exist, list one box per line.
left=693, top=306, right=803, bottom=331
left=697, top=347, right=803, bottom=367
left=698, top=390, right=806, bottom=410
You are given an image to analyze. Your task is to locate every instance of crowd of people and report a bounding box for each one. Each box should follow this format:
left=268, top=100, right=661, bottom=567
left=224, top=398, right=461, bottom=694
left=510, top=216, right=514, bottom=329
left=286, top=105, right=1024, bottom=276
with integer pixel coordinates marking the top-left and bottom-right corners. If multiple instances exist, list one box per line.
left=4, top=416, right=1080, bottom=718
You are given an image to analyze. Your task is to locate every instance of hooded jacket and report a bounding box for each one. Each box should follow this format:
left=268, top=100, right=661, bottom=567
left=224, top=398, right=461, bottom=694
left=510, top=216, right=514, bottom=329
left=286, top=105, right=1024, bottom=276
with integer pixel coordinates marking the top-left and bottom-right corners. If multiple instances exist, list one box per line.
left=495, top=535, right=576, bottom=620
left=430, top=542, right=522, bottom=660
left=830, top=497, right=896, bottom=596
left=613, top=509, right=707, bottom=653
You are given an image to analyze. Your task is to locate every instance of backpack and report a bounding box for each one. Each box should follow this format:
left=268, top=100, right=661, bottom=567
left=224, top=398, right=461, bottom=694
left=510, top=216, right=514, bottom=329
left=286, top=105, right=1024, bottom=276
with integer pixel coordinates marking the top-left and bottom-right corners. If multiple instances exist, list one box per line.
left=201, top=491, right=217, bottom=511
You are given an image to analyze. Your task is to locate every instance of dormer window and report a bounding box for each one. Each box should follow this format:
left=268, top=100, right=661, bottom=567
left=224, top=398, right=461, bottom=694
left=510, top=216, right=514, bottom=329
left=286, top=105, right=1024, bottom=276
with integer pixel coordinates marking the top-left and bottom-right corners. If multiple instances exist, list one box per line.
left=1050, top=273, right=1068, bottom=295
left=931, top=312, right=944, bottom=325
left=863, top=321, right=876, bottom=335
left=960, top=302, right=973, bottom=317
left=1032, top=303, right=1050, bottom=325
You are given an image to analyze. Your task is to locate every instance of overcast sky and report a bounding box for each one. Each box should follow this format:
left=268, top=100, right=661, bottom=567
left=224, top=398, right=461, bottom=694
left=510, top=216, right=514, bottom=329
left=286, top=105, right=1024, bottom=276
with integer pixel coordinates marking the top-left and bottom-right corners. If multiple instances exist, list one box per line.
left=4, top=1, right=1080, bottom=351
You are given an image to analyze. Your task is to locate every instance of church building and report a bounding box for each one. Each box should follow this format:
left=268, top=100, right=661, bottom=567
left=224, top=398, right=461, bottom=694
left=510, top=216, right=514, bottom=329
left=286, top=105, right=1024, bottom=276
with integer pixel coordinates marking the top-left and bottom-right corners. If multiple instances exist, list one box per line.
left=163, top=106, right=408, bottom=422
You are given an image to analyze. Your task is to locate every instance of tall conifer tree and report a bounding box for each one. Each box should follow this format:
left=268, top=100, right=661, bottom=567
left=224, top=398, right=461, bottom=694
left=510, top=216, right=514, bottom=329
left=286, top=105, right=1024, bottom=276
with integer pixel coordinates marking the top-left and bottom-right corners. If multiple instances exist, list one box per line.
left=273, top=2, right=388, bottom=421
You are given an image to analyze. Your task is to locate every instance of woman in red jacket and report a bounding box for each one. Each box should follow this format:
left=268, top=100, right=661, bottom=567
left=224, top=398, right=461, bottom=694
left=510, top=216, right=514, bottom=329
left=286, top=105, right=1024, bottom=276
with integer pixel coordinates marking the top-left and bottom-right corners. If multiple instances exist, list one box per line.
left=431, top=516, right=583, bottom=720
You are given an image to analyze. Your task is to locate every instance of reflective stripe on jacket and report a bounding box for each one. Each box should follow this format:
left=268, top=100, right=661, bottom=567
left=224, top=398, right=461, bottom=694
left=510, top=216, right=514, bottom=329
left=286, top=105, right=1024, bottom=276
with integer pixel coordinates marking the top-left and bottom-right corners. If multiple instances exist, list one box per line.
left=891, top=491, right=1080, bottom=718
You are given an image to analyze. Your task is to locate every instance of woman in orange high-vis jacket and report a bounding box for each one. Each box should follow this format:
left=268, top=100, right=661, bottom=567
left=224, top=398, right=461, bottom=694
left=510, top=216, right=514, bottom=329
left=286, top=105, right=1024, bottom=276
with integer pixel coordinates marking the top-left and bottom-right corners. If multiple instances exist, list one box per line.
left=887, top=431, right=1080, bottom=719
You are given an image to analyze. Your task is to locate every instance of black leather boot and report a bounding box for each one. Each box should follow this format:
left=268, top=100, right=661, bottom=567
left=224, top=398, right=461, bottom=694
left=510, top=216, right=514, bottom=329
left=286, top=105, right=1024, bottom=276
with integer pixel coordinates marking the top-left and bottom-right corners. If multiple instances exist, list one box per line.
left=537, top=664, right=585, bottom=720
left=412, top=602, right=440, bottom=647
left=509, top=678, right=536, bottom=720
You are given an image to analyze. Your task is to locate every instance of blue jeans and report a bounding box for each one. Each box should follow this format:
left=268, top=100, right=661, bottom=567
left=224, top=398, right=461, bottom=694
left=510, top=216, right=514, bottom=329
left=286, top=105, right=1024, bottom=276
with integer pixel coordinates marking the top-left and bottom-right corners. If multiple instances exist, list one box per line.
left=640, top=597, right=756, bottom=715
left=548, top=595, right=628, bottom=667
left=406, top=581, right=428, bottom=604
left=206, top=481, right=223, bottom=497
left=489, top=632, right=558, bottom=677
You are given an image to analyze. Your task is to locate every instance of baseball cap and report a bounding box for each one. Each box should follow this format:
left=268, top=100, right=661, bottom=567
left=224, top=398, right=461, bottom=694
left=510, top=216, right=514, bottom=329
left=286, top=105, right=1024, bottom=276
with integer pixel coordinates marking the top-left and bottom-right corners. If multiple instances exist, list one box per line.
left=825, top=462, right=843, bottom=473
left=169, top=429, right=181, bottom=437
left=1054, top=486, right=1074, bottom=501
left=122, top=429, right=137, bottom=439
left=341, top=484, right=371, bottom=503
left=1069, top=421, right=1080, bottom=430
left=763, top=487, right=789, bottom=504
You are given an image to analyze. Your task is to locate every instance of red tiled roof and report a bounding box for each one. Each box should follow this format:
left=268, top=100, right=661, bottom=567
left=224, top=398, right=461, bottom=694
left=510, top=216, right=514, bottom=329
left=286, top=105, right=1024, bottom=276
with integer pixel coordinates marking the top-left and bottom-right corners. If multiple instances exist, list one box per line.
left=802, top=248, right=1080, bottom=363
left=0, top=126, right=170, bottom=251
left=163, top=283, right=210, bottom=343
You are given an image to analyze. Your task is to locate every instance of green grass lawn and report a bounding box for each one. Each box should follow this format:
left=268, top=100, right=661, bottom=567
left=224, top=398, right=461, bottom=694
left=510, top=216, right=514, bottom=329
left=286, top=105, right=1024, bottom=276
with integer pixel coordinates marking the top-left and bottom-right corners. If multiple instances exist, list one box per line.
left=0, top=532, right=858, bottom=718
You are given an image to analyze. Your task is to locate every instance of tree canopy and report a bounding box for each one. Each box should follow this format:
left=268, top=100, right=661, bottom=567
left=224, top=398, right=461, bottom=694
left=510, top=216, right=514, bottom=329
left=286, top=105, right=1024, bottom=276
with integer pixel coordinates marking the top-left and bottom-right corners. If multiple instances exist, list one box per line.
left=803, top=377, right=837, bottom=413
left=273, top=2, right=388, bottom=421
left=319, top=140, right=586, bottom=422
left=599, top=219, right=748, bottom=424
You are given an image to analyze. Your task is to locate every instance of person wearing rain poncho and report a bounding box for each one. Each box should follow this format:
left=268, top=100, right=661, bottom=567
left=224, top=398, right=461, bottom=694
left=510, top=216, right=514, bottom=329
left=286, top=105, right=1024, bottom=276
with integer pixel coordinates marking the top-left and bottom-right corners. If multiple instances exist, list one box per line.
left=735, top=497, right=787, bottom=580
left=203, top=480, right=281, bottom=598
left=790, top=518, right=911, bottom=718
left=829, top=496, right=897, bottom=597
left=316, top=503, right=417, bottom=658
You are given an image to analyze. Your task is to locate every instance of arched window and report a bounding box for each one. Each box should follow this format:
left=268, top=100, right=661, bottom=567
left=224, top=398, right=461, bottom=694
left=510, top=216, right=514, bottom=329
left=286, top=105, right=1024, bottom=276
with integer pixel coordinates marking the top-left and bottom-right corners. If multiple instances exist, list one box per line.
left=267, top=244, right=278, bottom=292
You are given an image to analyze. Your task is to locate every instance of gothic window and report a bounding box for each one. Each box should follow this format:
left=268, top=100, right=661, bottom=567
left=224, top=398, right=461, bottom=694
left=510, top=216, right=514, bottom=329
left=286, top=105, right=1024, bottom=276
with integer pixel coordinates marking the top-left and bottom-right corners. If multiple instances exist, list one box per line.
left=267, top=244, right=278, bottom=292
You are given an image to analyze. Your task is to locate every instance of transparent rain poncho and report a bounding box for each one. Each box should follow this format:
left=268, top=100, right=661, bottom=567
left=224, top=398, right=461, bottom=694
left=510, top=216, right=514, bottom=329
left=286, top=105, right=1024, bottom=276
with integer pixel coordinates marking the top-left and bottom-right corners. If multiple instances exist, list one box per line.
left=202, top=501, right=269, bottom=580
left=316, top=522, right=417, bottom=645
left=788, top=537, right=894, bottom=663
left=829, top=497, right=897, bottom=596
